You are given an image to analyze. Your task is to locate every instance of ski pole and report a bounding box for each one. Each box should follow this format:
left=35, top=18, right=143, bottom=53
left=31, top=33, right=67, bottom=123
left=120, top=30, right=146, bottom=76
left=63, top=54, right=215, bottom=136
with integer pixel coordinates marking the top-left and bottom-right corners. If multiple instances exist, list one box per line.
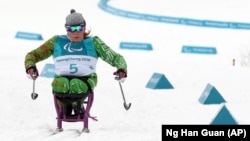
left=118, top=82, right=131, bottom=110
left=31, top=79, right=38, bottom=100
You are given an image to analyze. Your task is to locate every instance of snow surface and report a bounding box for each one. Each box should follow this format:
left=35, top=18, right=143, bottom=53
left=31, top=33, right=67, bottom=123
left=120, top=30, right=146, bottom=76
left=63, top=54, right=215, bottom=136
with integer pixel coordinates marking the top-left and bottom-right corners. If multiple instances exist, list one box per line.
left=0, top=0, right=250, bottom=140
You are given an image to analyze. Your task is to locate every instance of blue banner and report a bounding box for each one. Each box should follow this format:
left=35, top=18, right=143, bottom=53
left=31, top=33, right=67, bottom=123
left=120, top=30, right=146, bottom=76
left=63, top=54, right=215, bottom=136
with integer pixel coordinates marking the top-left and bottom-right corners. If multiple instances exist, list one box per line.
left=98, top=0, right=250, bottom=30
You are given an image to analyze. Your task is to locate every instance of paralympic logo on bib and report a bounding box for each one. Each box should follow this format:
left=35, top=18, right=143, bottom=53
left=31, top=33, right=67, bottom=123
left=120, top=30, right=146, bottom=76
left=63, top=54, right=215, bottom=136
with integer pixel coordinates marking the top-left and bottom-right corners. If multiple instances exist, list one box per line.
left=63, top=42, right=83, bottom=53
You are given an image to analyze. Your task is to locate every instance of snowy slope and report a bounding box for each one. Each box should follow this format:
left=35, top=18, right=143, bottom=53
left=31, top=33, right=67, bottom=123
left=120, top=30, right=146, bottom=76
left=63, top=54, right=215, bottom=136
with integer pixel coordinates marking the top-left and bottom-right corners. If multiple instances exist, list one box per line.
left=0, top=0, right=250, bottom=141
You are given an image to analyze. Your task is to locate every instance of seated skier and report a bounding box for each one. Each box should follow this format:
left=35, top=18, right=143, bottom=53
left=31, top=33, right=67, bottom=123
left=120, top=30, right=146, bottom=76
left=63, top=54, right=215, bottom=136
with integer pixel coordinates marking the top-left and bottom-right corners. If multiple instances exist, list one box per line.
left=24, top=9, right=128, bottom=116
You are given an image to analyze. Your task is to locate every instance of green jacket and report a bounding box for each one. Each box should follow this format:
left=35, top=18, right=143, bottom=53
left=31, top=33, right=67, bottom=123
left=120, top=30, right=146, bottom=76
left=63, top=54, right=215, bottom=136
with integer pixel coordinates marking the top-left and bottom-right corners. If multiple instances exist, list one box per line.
left=24, top=35, right=127, bottom=77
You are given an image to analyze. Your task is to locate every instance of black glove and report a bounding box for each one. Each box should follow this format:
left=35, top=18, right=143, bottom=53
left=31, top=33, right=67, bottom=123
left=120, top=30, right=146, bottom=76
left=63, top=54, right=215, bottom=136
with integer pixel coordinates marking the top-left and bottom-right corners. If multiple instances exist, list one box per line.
left=113, top=69, right=127, bottom=82
left=26, top=65, right=39, bottom=80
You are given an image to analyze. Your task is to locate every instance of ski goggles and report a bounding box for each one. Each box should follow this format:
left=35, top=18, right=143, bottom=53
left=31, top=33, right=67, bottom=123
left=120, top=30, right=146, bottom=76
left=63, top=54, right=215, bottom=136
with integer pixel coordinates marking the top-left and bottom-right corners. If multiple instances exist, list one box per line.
left=66, top=25, right=84, bottom=32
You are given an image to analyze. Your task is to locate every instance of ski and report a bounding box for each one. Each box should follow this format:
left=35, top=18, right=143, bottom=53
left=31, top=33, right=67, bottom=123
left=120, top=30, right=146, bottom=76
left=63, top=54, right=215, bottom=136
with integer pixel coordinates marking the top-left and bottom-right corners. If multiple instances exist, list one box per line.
left=48, top=128, right=89, bottom=136
left=49, top=128, right=63, bottom=136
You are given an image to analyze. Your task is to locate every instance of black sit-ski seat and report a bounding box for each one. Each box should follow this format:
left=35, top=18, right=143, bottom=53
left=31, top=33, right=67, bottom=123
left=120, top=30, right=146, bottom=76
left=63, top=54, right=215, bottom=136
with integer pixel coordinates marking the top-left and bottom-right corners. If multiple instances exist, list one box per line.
left=53, top=90, right=97, bottom=132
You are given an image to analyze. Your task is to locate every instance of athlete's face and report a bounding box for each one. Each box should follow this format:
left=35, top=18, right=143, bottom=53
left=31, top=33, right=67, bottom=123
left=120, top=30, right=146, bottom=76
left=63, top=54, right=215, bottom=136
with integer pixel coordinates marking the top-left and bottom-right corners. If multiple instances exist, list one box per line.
left=66, top=25, right=85, bottom=42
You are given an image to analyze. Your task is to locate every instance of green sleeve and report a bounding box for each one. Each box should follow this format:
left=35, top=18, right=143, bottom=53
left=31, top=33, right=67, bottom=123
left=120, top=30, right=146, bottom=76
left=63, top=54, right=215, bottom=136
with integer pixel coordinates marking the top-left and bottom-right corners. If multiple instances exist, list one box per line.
left=93, top=36, right=127, bottom=72
left=24, top=36, right=56, bottom=69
